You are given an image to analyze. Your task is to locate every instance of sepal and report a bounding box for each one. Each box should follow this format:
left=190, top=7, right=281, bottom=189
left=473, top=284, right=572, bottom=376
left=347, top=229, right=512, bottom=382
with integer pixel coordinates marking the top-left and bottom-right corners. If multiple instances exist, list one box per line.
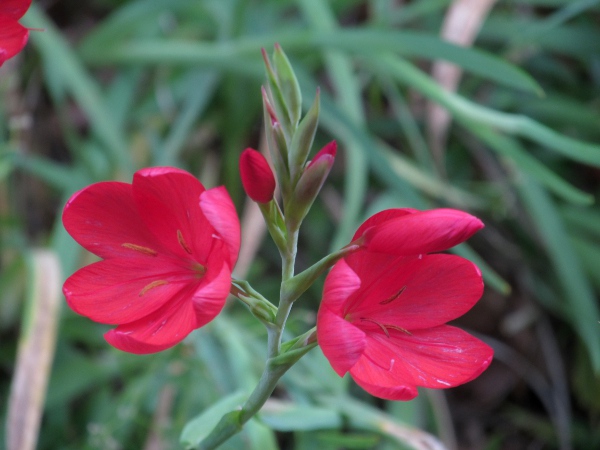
left=261, top=48, right=293, bottom=142
left=289, top=90, right=320, bottom=184
left=273, top=43, right=302, bottom=129
left=262, top=88, right=291, bottom=198
left=258, top=200, right=287, bottom=255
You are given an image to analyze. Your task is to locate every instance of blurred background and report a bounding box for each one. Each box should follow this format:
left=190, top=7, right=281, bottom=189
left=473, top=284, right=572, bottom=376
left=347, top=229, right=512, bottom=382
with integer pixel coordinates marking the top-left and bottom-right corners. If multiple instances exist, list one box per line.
left=2, top=0, right=600, bottom=449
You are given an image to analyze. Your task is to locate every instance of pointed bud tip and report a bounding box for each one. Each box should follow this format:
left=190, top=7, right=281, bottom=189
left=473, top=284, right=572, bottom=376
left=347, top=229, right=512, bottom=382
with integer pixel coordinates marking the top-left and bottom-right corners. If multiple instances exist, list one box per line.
left=308, top=141, right=337, bottom=169
left=262, top=87, right=279, bottom=125
left=240, top=148, right=276, bottom=203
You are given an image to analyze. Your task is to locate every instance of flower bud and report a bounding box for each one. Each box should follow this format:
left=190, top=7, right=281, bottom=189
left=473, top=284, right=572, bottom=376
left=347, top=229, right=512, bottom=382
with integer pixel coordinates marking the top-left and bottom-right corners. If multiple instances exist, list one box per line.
left=287, top=141, right=337, bottom=229
left=240, top=148, right=276, bottom=203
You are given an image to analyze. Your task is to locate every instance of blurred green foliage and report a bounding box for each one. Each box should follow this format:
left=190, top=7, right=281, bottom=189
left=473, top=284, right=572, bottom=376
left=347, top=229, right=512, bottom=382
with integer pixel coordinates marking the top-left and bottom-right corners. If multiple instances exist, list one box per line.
left=2, top=0, right=600, bottom=448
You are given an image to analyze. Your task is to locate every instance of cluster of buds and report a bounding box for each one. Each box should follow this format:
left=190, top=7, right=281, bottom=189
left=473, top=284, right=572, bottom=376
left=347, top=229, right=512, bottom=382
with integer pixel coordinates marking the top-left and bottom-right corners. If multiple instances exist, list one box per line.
left=239, top=44, right=336, bottom=249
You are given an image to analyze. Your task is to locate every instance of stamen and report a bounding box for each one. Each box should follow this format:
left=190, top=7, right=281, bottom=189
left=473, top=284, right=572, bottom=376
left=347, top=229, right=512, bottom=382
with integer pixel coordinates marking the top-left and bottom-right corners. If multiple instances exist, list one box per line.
left=380, top=286, right=406, bottom=305
left=360, top=318, right=412, bottom=337
left=177, top=230, right=193, bottom=254
left=139, top=280, right=168, bottom=296
left=360, top=317, right=390, bottom=338
left=386, top=325, right=412, bottom=335
left=122, top=243, right=158, bottom=256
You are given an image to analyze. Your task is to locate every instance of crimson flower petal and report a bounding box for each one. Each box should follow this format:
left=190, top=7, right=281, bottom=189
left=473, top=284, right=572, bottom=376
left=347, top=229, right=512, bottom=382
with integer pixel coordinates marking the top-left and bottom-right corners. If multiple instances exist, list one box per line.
left=350, top=325, right=493, bottom=400
left=317, top=309, right=366, bottom=377
left=199, top=186, right=240, bottom=268
left=0, top=0, right=32, bottom=18
left=132, top=167, right=211, bottom=260
left=321, top=258, right=361, bottom=313
left=351, top=208, right=417, bottom=241
left=363, top=208, right=483, bottom=255
left=191, top=260, right=232, bottom=328
left=0, top=0, right=31, bottom=67
left=347, top=253, right=483, bottom=330
left=0, top=18, right=28, bottom=66
left=317, top=259, right=365, bottom=375
left=104, top=288, right=198, bottom=354
left=62, top=181, right=169, bottom=260
left=63, top=257, right=187, bottom=324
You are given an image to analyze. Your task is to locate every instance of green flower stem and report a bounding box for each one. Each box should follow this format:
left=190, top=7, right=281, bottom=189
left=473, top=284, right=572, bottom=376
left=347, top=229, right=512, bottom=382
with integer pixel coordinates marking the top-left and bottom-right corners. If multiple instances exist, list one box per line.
left=273, top=228, right=300, bottom=353
left=281, top=243, right=361, bottom=304
left=198, top=46, right=323, bottom=449
left=258, top=201, right=287, bottom=256
left=197, top=331, right=315, bottom=450
left=197, top=229, right=304, bottom=449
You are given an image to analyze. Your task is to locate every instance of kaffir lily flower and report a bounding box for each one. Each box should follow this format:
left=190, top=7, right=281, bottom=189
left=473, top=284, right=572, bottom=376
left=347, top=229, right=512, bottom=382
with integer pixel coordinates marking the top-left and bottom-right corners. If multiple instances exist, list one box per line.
left=62, top=167, right=240, bottom=354
left=317, top=208, right=493, bottom=401
left=0, top=0, right=31, bottom=67
left=239, top=148, right=276, bottom=203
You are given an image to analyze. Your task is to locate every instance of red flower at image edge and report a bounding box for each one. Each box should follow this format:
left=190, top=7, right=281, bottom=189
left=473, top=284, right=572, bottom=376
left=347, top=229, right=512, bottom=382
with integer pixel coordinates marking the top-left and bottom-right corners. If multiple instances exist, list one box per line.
left=317, top=208, right=493, bottom=401
left=63, top=167, right=240, bottom=354
left=0, top=0, right=31, bottom=67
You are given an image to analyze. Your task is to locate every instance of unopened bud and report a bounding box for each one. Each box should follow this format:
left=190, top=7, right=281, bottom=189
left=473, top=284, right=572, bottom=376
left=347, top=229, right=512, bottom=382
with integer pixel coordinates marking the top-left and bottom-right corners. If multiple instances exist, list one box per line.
left=240, top=148, right=276, bottom=203
left=287, top=141, right=337, bottom=229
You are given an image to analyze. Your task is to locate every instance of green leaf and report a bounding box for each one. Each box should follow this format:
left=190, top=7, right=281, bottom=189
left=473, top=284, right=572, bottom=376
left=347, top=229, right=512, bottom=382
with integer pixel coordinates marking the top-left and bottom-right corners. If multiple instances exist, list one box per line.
left=517, top=176, right=600, bottom=372
left=23, top=6, right=132, bottom=172
left=180, top=391, right=247, bottom=449
left=325, top=396, right=444, bottom=449
left=376, top=55, right=600, bottom=167
left=464, top=124, right=594, bottom=205
left=81, top=27, right=542, bottom=96
left=482, top=15, right=600, bottom=60
left=312, top=30, right=543, bottom=95
left=156, top=71, right=219, bottom=165
left=259, top=401, right=342, bottom=431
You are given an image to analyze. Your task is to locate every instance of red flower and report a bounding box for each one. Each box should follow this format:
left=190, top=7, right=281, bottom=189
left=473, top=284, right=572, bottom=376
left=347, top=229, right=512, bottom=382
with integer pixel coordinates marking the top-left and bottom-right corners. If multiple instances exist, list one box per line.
left=62, top=167, right=240, bottom=354
left=317, top=209, right=493, bottom=400
left=239, top=148, right=276, bottom=203
left=0, top=0, right=31, bottom=67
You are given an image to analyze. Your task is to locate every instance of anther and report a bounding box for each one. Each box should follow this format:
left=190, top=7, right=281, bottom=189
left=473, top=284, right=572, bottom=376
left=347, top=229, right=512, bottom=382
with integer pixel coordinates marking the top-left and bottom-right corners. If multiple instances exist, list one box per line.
left=380, top=286, right=406, bottom=305
left=139, top=280, right=169, bottom=297
left=386, top=325, right=412, bottom=336
left=360, top=318, right=412, bottom=337
left=360, top=317, right=390, bottom=338
left=177, top=230, right=193, bottom=254
left=122, top=243, right=158, bottom=256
